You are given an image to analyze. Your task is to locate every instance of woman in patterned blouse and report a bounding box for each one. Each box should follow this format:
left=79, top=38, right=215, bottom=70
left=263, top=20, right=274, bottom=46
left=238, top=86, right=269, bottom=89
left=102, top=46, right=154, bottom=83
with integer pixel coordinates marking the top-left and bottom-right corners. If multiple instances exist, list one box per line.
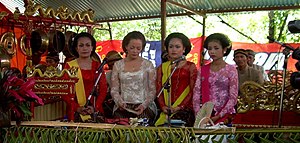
left=110, top=31, right=157, bottom=124
left=193, top=33, right=238, bottom=125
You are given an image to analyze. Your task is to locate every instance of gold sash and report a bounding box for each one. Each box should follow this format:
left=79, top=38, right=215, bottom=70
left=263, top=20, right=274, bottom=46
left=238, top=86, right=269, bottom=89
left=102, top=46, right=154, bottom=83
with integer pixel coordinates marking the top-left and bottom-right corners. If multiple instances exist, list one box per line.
left=155, top=61, right=190, bottom=126
left=68, top=59, right=86, bottom=106
left=67, top=60, right=90, bottom=121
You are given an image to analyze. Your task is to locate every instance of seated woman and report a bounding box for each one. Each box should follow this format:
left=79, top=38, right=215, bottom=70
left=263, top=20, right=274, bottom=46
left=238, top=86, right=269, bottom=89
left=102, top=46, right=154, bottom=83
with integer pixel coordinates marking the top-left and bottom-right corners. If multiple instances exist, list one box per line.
left=64, top=32, right=107, bottom=122
left=193, top=33, right=238, bottom=126
left=110, top=31, right=157, bottom=124
left=155, top=32, right=197, bottom=127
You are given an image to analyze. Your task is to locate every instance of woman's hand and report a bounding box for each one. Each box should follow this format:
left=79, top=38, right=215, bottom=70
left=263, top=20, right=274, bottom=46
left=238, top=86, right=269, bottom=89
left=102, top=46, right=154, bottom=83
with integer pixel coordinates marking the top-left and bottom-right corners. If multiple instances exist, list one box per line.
left=162, top=106, right=181, bottom=114
left=135, top=105, right=145, bottom=115
left=211, top=114, right=221, bottom=122
left=77, top=107, right=86, bottom=115
left=118, top=102, right=127, bottom=110
left=76, top=106, right=94, bottom=115
left=84, top=106, right=94, bottom=114
left=162, top=106, right=169, bottom=114
left=172, top=106, right=181, bottom=113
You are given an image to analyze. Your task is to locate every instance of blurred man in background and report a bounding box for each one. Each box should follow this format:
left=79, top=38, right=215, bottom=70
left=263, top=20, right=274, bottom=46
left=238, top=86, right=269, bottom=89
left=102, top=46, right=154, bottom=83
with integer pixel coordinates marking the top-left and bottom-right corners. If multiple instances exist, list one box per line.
left=245, top=49, right=269, bottom=81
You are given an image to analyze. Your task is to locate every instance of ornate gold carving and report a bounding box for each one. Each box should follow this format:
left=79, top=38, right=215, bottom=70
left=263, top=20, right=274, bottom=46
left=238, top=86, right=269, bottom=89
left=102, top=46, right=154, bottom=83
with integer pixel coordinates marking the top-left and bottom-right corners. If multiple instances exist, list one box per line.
left=34, top=91, right=68, bottom=95
left=0, top=32, right=17, bottom=57
left=35, top=79, right=77, bottom=83
left=24, top=0, right=94, bottom=22
left=34, top=83, right=68, bottom=90
left=13, top=7, right=21, bottom=21
left=0, top=11, right=9, bottom=20
left=44, top=95, right=61, bottom=102
left=27, top=66, right=78, bottom=78
left=238, top=70, right=300, bottom=114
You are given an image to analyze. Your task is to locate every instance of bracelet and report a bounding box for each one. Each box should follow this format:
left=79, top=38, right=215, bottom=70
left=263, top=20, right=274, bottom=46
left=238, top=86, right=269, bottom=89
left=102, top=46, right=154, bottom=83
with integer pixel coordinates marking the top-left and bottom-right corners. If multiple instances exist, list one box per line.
left=219, top=113, right=224, bottom=118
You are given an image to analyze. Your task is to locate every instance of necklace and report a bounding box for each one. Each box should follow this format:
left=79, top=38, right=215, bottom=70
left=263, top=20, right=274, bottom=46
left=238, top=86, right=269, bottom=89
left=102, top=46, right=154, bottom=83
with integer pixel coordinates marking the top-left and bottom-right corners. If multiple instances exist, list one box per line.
left=132, top=65, right=136, bottom=70
left=124, top=58, right=141, bottom=72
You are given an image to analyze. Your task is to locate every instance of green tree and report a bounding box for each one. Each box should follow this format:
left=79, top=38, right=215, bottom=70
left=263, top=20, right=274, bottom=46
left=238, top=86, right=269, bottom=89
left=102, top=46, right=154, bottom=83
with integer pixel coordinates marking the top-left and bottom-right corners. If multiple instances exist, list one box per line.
left=92, top=10, right=300, bottom=43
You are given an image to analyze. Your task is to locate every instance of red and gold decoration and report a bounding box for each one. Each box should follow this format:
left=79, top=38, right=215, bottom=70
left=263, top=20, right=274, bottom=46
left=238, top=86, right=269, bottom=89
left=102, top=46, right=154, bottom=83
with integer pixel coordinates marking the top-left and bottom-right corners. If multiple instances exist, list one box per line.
left=24, top=0, right=94, bottom=23
left=0, top=0, right=96, bottom=70
left=235, top=70, right=300, bottom=126
left=26, top=66, right=79, bottom=121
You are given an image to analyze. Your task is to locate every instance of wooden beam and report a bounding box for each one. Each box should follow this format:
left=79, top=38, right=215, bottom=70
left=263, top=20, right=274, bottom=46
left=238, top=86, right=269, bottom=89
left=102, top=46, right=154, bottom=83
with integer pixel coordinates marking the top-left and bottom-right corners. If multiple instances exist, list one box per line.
left=161, top=0, right=167, bottom=51
left=201, top=17, right=206, bottom=66
left=166, top=0, right=206, bottom=18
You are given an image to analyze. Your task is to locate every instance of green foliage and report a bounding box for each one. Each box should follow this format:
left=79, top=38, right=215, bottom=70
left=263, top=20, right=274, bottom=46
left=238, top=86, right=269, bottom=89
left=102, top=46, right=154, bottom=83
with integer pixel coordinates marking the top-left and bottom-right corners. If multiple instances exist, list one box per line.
left=91, top=9, right=300, bottom=44
left=271, top=10, right=290, bottom=41
left=4, top=126, right=300, bottom=143
left=92, top=17, right=205, bottom=41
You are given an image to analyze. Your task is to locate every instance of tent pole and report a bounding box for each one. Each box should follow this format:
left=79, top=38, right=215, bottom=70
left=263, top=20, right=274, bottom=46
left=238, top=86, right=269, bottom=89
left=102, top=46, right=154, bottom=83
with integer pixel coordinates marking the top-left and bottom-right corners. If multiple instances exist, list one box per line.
left=200, top=16, right=206, bottom=66
left=166, top=0, right=206, bottom=17
left=161, top=0, right=167, bottom=51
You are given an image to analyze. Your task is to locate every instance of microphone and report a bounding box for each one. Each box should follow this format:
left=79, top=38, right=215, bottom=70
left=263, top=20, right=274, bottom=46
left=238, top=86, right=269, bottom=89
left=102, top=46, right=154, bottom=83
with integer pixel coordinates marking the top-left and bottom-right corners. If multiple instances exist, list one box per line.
left=171, top=55, right=186, bottom=64
left=267, top=36, right=295, bottom=51
left=96, top=57, right=108, bottom=73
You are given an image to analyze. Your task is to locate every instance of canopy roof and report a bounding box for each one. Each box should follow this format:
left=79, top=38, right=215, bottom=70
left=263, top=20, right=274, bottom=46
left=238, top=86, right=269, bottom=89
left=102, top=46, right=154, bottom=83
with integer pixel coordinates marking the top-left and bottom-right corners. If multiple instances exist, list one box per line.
left=1, top=0, right=300, bottom=23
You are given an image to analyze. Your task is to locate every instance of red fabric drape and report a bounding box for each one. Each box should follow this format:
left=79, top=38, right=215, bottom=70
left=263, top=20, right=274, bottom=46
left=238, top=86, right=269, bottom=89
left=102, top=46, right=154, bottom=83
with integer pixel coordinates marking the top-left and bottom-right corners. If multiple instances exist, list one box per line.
left=1, top=2, right=26, bottom=71
left=0, top=2, right=12, bottom=13
left=0, top=28, right=27, bottom=71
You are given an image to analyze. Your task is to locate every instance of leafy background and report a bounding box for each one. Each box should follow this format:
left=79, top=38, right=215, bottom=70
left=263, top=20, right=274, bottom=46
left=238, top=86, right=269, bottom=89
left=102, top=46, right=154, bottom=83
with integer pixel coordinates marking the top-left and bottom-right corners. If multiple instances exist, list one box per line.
left=89, top=10, right=300, bottom=43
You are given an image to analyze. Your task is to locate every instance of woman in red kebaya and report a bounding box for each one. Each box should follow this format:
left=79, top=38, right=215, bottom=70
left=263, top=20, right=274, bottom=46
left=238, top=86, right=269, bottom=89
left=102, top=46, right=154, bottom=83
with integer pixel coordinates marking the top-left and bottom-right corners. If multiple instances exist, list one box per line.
left=64, top=32, right=107, bottom=122
left=155, top=32, right=197, bottom=127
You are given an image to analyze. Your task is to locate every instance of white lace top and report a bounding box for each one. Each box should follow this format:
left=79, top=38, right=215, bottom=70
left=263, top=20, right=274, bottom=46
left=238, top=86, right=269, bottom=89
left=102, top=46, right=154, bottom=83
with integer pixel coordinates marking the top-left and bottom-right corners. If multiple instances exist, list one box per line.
left=110, top=58, right=156, bottom=110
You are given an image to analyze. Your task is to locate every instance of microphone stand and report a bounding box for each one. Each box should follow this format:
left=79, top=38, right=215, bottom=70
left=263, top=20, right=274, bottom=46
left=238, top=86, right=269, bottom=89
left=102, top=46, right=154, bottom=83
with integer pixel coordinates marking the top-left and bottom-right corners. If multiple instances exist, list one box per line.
left=86, top=69, right=103, bottom=122
left=157, top=62, right=179, bottom=127
left=267, top=36, right=294, bottom=127
left=278, top=48, right=291, bottom=127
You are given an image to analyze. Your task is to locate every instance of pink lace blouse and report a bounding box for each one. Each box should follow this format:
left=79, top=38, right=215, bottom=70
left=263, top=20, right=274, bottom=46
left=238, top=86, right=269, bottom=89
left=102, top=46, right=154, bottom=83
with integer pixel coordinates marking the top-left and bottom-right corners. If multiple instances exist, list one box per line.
left=193, top=64, right=238, bottom=117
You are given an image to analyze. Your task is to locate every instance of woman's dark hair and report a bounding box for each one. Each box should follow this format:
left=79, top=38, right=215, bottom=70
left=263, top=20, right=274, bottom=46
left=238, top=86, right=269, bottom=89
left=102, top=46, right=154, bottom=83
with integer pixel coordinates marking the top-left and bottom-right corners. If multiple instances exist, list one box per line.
left=122, top=31, right=146, bottom=53
left=203, top=33, right=232, bottom=57
left=71, top=32, right=96, bottom=58
left=161, top=50, right=169, bottom=63
left=164, top=32, right=191, bottom=55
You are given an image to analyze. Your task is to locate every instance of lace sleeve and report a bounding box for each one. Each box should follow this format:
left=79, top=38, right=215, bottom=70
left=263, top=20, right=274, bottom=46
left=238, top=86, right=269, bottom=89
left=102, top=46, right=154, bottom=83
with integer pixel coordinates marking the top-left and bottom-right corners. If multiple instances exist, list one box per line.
left=110, top=61, right=123, bottom=106
left=219, top=66, right=238, bottom=117
left=193, top=69, right=202, bottom=115
left=141, top=61, right=156, bottom=108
